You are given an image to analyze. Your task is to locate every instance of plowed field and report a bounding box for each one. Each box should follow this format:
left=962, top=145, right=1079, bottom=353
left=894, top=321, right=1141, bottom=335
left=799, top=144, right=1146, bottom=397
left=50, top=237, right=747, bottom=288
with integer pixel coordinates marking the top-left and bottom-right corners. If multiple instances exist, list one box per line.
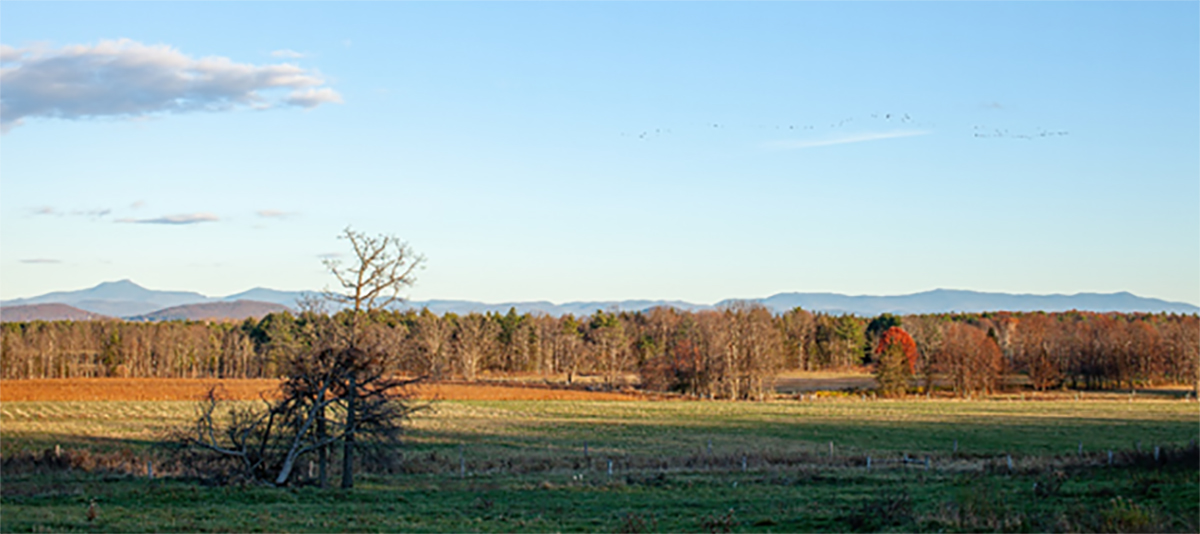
left=0, top=378, right=644, bottom=402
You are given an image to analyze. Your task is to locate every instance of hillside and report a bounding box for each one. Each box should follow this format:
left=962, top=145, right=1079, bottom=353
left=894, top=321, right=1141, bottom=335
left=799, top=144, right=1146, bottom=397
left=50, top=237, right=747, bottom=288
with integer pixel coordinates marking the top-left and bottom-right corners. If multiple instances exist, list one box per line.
left=0, top=303, right=113, bottom=322
left=126, top=300, right=291, bottom=322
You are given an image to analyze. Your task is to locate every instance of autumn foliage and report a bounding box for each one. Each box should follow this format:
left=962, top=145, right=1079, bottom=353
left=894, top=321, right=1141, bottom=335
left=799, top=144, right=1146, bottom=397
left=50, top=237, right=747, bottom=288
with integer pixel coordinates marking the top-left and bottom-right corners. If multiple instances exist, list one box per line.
left=1, top=309, right=1197, bottom=398
left=874, top=327, right=919, bottom=374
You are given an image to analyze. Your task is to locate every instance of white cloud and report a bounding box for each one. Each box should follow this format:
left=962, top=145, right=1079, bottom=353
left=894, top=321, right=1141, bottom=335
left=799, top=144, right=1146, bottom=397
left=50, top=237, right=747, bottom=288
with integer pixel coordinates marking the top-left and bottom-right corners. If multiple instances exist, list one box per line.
left=770, top=130, right=930, bottom=150
left=257, top=209, right=297, bottom=219
left=20, top=258, right=61, bottom=264
left=0, top=38, right=342, bottom=131
left=115, top=212, right=218, bottom=225
left=270, top=49, right=306, bottom=59
left=285, top=88, right=343, bottom=108
left=0, top=44, right=24, bottom=63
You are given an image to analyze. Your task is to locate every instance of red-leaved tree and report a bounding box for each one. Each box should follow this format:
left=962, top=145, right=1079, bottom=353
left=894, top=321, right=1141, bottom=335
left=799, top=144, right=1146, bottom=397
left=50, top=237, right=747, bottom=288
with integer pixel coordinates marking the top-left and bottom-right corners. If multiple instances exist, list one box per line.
left=875, top=326, right=919, bottom=374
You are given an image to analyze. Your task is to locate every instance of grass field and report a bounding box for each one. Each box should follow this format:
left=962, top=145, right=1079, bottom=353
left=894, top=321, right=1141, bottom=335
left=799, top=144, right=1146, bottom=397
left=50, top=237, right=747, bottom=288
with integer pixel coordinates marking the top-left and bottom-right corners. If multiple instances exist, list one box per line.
left=0, top=378, right=645, bottom=403
left=2, top=382, right=1198, bottom=532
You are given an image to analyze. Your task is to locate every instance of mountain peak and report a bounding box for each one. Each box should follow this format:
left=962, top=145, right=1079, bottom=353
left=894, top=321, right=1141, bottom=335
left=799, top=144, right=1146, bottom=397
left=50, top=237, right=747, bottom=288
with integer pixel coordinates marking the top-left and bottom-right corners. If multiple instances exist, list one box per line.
left=95, top=279, right=144, bottom=289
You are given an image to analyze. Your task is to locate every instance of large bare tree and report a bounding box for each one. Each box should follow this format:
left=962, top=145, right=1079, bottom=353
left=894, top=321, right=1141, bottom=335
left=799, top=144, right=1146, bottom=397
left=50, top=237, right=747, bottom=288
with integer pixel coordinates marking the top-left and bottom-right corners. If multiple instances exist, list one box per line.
left=186, top=227, right=425, bottom=488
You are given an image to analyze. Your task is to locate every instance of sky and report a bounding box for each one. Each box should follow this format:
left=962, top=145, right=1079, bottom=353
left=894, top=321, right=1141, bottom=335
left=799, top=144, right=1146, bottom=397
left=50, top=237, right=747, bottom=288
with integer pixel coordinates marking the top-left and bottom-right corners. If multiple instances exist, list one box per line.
left=1, top=2, right=1198, bottom=306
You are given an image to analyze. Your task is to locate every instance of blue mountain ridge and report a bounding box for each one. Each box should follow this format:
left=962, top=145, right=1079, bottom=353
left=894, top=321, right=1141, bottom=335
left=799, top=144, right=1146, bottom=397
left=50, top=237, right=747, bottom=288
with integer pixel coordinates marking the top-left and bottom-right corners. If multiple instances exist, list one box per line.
left=2, top=281, right=1196, bottom=318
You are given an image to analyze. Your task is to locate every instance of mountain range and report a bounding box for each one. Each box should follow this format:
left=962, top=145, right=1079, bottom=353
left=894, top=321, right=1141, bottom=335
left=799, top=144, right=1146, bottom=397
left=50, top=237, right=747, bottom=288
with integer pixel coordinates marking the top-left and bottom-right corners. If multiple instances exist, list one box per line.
left=1, top=280, right=1196, bottom=322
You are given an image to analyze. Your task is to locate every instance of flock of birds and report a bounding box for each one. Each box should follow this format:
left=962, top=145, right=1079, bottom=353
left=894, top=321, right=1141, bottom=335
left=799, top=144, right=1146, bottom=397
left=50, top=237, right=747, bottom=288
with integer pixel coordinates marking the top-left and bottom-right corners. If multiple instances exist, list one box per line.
left=971, top=125, right=1070, bottom=140
left=619, top=111, right=927, bottom=140
left=618, top=111, right=1069, bottom=142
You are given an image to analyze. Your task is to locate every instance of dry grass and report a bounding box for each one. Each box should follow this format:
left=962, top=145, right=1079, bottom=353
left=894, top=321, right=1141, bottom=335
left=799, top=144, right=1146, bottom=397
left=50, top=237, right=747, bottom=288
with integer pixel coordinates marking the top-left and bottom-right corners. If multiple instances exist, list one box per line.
left=0, top=378, right=281, bottom=402
left=0, top=378, right=645, bottom=403
left=774, top=370, right=876, bottom=394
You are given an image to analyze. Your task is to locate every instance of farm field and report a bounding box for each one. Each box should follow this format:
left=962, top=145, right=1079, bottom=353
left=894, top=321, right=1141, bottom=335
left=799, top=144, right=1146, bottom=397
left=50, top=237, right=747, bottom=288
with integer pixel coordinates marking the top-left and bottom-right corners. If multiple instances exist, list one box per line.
left=1, top=380, right=1198, bottom=532
left=0, top=377, right=645, bottom=403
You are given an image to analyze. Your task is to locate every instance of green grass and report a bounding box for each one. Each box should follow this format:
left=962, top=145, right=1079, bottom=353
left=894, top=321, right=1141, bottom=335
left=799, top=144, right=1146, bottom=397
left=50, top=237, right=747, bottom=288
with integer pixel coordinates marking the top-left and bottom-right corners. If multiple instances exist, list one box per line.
left=3, top=397, right=1198, bottom=532
left=3, top=464, right=1197, bottom=532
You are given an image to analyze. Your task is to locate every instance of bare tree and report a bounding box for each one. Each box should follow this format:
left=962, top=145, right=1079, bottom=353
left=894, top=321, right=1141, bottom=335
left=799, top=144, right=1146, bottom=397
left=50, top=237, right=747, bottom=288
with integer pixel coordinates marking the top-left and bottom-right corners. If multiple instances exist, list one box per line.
left=319, top=227, right=424, bottom=488
left=587, top=310, right=629, bottom=389
left=186, top=227, right=425, bottom=488
left=933, top=322, right=1004, bottom=397
left=778, top=308, right=816, bottom=371
left=409, top=309, right=451, bottom=379
left=452, top=313, right=498, bottom=381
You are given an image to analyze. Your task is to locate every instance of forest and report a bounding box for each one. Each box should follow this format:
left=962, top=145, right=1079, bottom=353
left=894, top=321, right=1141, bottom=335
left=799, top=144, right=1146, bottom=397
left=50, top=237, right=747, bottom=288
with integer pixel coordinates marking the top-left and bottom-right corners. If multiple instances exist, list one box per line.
left=2, top=306, right=1197, bottom=399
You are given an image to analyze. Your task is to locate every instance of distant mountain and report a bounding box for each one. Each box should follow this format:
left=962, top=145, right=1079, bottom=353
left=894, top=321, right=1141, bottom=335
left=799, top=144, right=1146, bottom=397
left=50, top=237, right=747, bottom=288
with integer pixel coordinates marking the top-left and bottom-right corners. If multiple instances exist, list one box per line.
left=0, top=303, right=113, bottom=322
left=737, top=289, right=1200, bottom=315
left=2, top=281, right=1196, bottom=320
left=0, top=280, right=308, bottom=319
left=0, top=279, right=210, bottom=316
left=127, top=300, right=292, bottom=322
left=401, top=291, right=1198, bottom=316
left=220, top=288, right=313, bottom=308
left=398, top=299, right=709, bottom=316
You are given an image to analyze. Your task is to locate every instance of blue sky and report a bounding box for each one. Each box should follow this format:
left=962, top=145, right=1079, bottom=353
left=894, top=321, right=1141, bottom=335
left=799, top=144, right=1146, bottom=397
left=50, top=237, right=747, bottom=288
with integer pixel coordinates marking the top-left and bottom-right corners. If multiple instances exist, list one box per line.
left=2, top=2, right=1197, bottom=305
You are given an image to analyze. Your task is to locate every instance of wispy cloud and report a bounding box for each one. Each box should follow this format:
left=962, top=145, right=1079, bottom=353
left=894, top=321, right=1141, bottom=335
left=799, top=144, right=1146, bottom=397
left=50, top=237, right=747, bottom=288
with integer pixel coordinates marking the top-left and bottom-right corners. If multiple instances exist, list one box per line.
left=1, top=38, right=343, bottom=132
left=72, top=208, right=111, bottom=218
left=257, top=209, right=297, bottom=219
left=20, top=258, right=61, bottom=264
left=116, top=212, right=218, bottom=225
left=270, top=49, right=306, bottom=59
left=770, top=130, right=930, bottom=150
left=130, top=200, right=146, bottom=209
left=29, top=206, right=111, bottom=218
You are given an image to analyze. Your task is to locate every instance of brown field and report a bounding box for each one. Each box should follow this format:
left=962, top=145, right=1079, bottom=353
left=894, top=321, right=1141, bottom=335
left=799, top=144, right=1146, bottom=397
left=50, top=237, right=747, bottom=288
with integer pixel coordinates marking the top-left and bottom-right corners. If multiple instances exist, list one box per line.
left=0, top=378, right=646, bottom=402
left=774, top=369, right=877, bottom=394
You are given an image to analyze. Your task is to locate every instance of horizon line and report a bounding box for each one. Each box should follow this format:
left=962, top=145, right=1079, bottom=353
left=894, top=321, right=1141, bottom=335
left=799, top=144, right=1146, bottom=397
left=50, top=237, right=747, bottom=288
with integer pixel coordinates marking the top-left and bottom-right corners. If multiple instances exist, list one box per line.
left=2, top=280, right=1197, bottom=308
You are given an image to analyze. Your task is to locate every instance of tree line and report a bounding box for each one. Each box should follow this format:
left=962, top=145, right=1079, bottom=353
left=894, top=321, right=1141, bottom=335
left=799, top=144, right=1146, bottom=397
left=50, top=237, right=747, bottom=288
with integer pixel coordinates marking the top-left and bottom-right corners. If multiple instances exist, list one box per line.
left=3, top=307, right=1196, bottom=397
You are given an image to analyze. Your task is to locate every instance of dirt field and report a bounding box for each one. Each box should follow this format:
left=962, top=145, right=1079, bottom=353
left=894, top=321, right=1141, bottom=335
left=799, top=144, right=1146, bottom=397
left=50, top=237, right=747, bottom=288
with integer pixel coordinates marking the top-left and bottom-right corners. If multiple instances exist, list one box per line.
left=0, top=378, right=645, bottom=402
left=773, top=370, right=876, bottom=394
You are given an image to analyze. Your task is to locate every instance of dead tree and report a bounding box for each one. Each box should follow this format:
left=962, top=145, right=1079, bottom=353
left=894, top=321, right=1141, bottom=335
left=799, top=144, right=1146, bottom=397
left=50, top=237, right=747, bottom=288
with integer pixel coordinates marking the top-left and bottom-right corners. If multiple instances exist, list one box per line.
left=185, top=227, right=425, bottom=488
left=322, top=227, right=424, bottom=488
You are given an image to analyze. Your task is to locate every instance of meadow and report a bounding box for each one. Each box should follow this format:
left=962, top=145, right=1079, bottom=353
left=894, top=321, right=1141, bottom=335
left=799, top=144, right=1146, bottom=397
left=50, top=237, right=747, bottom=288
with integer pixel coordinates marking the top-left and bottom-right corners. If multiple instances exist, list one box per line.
left=2, top=386, right=1197, bottom=532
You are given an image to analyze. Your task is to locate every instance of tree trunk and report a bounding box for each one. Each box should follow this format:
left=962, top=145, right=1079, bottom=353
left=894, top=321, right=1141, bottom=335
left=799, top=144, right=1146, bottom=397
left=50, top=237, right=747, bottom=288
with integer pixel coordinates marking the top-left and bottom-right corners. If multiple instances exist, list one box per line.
left=317, top=391, right=328, bottom=488
left=341, top=372, right=357, bottom=489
